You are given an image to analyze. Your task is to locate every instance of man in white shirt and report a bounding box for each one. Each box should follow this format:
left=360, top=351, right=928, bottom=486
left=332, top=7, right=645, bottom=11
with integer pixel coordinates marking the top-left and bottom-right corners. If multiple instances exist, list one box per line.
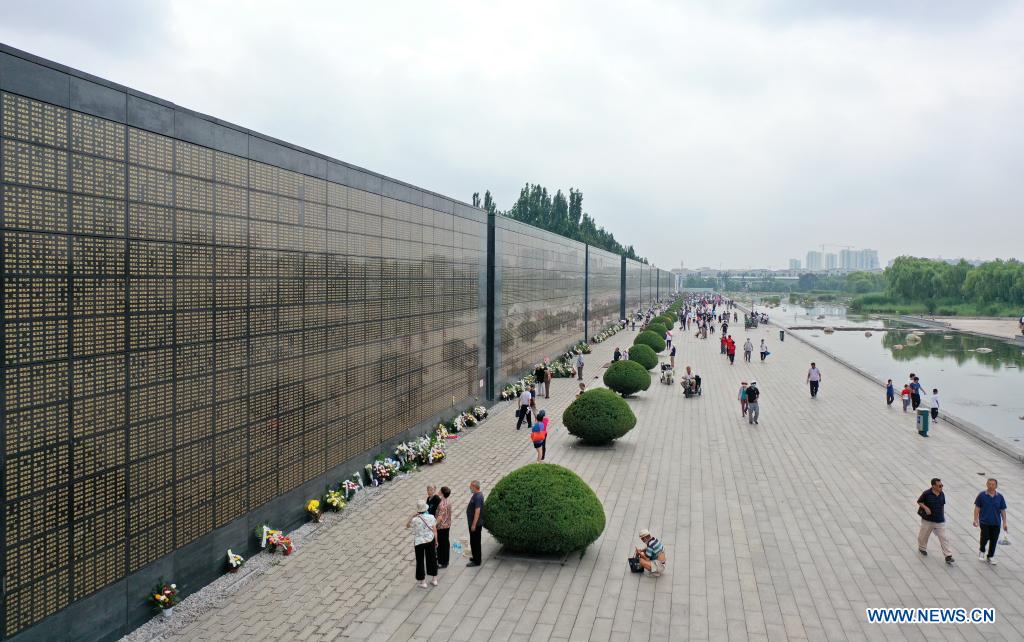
left=743, top=338, right=753, bottom=363
left=806, top=362, right=822, bottom=398
left=515, top=388, right=532, bottom=430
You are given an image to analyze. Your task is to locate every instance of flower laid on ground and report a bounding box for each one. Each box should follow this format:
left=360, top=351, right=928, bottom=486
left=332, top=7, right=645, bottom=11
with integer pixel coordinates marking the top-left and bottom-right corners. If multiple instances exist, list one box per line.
left=150, top=582, right=178, bottom=610
left=255, top=525, right=281, bottom=548
left=226, top=549, right=244, bottom=571
left=342, top=479, right=361, bottom=500
left=267, top=532, right=294, bottom=555
left=500, top=375, right=536, bottom=400
left=591, top=324, right=622, bottom=344
left=462, top=411, right=478, bottom=427
left=576, top=341, right=593, bottom=354
left=394, top=442, right=414, bottom=464
left=324, top=489, right=346, bottom=511
left=306, top=499, right=322, bottom=522
left=430, top=444, right=446, bottom=464
left=435, top=424, right=454, bottom=441
left=472, top=406, right=488, bottom=419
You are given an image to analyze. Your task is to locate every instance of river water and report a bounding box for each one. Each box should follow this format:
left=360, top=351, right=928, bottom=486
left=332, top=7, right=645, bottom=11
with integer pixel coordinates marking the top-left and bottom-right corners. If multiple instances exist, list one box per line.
left=758, top=303, right=1024, bottom=445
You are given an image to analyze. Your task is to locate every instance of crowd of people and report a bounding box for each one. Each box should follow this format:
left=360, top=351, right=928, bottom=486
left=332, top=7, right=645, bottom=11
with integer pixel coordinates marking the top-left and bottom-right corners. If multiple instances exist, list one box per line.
left=405, top=291, right=1007, bottom=591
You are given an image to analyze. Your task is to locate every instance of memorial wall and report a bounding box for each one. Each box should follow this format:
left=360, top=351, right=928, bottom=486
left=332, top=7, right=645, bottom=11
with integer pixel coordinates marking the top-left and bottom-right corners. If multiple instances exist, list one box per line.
left=0, top=44, right=671, bottom=640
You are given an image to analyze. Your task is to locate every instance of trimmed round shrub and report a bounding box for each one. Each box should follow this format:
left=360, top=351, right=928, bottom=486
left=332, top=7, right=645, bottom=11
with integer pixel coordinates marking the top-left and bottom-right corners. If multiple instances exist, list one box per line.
left=628, top=343, right=658, bottom=370
left=603, top=359, right=652, bottom=396
left=634, top=330, right=666, bottom=353
left=564, top=388, right=638, bottom=443
left=646, top=322, right=667, bottom=338
left=484, top=463, right=606, bottom=554
left=653, top=315, right=673, bottom=330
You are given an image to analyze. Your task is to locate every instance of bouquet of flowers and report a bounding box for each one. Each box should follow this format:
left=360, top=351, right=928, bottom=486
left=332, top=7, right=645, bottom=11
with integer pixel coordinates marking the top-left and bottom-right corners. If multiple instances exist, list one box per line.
left=435, top=424, right=454, bottom=441
left=450, top=415, right=466, bottom=433
left=267, top=532, right=294, bottom=555
left=342, top=478, right=361, bottom=500
left=226, top=549, right=245, bottom=572
left=255, top=524, right=280, bottom=548
left=472, top=406, right=488, bottom=419
left=324, top=489, right=346, bottom=511
left=306, top=499, right=322, bottom=522
left=576, top=341, right=592, bottom=354
left=394, top=442, right=414, bottom=464
left=462, top=411, right=478, bottom=427
left=415, top=436, right=433, bottom=464
left=150, top=582, right=178, bottom=610
left=429, top=443, right=446, bottom=464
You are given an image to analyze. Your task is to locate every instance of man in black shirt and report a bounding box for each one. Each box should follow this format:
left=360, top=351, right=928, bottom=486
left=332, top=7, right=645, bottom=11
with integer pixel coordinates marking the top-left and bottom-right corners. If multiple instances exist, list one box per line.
left=466, top=480, right=484, bottom=567
left=613, top=347, right=622, bottom=362
left=745, top=381, right=760, bottom=425
left=917, top=478, right=955, bottom=564
left=534, top=364, right=547, bottom=397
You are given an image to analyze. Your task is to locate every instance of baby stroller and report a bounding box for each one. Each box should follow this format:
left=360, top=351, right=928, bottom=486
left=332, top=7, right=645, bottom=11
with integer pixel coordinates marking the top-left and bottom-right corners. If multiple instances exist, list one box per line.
left=659, top=363, right=674, bottom=385
left=682, top=375, right=702, bottom=398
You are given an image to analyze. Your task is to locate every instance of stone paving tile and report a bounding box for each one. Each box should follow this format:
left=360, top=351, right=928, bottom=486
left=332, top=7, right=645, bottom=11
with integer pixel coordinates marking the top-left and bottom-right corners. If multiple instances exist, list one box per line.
left=162, top=317, right=1024, bottom=642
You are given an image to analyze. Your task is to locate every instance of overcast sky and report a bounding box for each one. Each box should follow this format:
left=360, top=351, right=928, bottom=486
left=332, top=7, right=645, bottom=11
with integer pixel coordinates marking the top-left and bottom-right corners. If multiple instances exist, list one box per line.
left=3, top=0, right=1022, bottom=269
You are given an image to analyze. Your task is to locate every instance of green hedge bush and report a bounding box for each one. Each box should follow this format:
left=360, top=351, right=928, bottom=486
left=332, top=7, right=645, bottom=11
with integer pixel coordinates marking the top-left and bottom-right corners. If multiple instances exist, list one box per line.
left=628, top=344, right=658, bottom=370
left=483, top=463, right=606, bottom=554
left=603, top=359, right=652, bottom=396
left=564, top=388, right=637, bottom=443
left=653, top=315, right=673, bottom=330
left=633, top=330, right=666, bottom=353
left=646, top=322, right=667, bottom=338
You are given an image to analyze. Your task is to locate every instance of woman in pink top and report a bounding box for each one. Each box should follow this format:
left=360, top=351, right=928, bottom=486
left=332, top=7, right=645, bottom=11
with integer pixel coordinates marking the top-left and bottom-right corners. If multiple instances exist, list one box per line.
left=436, top=487, right=453, bottom=568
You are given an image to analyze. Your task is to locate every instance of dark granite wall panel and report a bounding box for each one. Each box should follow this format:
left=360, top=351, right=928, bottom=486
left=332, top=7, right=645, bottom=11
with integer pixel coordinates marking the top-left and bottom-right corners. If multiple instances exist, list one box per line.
left=585, top=247, right=621, bottom=338
left=494, top=218, right=585, bottom=384
left=0, top=89, right=485, bottom=639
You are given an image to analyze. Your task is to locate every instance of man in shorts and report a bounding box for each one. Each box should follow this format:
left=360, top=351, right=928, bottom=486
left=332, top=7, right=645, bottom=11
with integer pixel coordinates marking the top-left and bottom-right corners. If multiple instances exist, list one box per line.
left=636, top=529, right=666, bottom=576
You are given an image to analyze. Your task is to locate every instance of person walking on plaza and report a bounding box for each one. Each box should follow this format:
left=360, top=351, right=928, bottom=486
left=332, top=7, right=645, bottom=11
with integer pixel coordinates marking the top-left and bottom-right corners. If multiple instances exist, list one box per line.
left=726, top=336, right=736, bottom=364
left=930, top=388, right=940, bottom=422
left=515, top=387, right=532, bottom=430
left=436, top=487, right=452, bottom=568
left=886, top=379, right=895, bottom=407
left=665, top=329, right=672, bottom=350
left=720, top=334, right=727, bottom=355
left=531, top=410, right=548, bottom=462
left=901, top=383, right=912, bottom=412
left=466, top=481, right=484, bottom=567
left=406, top=500, right=439, bottom=587
left=534, top=363, right=547, bottom=398
left=760, top=339, right=768, bottom=362
left=743, top=338, right=753, bottom=363
left=746, top=380, right=760, bottom=424
left=576, top=353, right=585, bottom=381
left=974, top=478, right=1008, bottom=565
left=738, top=381, right=748, bottom=417
left=910, top=376, right=923, bottom=411
left=917, top=478, right=955, bottom=565
left=544, top=363, right=553, bottom=399
left=670, top=344, right=676, bottom=370
left=807, top=362, right=822, bottom=398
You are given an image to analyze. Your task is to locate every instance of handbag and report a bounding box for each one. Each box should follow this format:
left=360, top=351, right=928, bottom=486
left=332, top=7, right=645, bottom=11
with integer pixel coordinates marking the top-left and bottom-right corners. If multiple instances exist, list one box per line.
left=628, top=555, right=643, bottom=573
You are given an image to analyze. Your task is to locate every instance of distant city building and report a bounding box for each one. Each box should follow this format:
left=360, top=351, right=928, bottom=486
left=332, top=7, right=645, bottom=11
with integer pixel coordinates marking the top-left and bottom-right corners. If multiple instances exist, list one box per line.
left=789, top=258, right=801, bottom=270
left=840, top=248, right=880, bottom=271
left=825, top=253, right=838, bottom=270
left=806, top=251, right=823, bottom=271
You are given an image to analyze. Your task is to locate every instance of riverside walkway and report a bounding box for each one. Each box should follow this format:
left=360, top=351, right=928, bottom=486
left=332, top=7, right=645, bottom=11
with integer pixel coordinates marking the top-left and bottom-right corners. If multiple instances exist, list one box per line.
left=155, top=318, right=1024, bottom=642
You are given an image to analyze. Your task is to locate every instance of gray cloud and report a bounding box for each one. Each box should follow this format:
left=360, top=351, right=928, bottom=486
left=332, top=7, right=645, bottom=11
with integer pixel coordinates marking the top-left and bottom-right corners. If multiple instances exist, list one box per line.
left=2, top=0, right=1021, bottom=269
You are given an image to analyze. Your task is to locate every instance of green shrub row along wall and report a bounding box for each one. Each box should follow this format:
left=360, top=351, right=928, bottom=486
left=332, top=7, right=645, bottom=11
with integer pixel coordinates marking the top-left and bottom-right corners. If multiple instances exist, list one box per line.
left=0, top=43, right=677, bottom=640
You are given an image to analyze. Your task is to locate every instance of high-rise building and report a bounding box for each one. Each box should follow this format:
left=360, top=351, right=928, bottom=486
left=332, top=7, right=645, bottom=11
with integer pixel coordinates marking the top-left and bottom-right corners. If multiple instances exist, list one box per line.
left=839, top=248, right=855, bottom=271
left=806, top=251, right=823, bottom=271
left=861, top=249, right=879, bottom=270
left=789, top=258, right=801, bottom=270
left=825, top=253, right=838, bottom=270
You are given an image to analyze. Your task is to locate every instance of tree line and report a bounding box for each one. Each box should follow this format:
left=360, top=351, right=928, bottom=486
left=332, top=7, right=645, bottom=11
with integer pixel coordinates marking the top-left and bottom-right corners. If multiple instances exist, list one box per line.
left=472, top=185, right=647, bottom=263
left=885, top=257, right=1024, bottom=307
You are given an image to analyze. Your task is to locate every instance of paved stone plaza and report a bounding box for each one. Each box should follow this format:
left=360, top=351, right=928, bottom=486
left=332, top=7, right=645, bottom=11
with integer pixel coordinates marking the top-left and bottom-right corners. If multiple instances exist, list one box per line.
left=164, top=319, right=1024, bottom=642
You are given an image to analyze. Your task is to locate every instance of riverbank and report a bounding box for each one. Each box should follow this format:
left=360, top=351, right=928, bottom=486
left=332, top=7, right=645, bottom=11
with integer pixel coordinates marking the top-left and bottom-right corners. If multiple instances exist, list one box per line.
left=737, top=303, right=1024, bottom=462
left=849, top=294, right=1021, bottom=318
left=904, top=316, right=1024, bottom=344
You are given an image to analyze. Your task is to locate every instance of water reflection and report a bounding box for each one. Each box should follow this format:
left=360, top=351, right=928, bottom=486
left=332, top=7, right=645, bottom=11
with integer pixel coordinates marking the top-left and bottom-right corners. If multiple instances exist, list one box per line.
left=881, top=331, right=1024, bottom=371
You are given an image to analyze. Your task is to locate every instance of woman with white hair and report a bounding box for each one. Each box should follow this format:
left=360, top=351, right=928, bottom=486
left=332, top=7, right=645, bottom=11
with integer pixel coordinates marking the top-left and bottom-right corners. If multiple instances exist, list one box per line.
left=406, top=499, right=439, bottom=587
